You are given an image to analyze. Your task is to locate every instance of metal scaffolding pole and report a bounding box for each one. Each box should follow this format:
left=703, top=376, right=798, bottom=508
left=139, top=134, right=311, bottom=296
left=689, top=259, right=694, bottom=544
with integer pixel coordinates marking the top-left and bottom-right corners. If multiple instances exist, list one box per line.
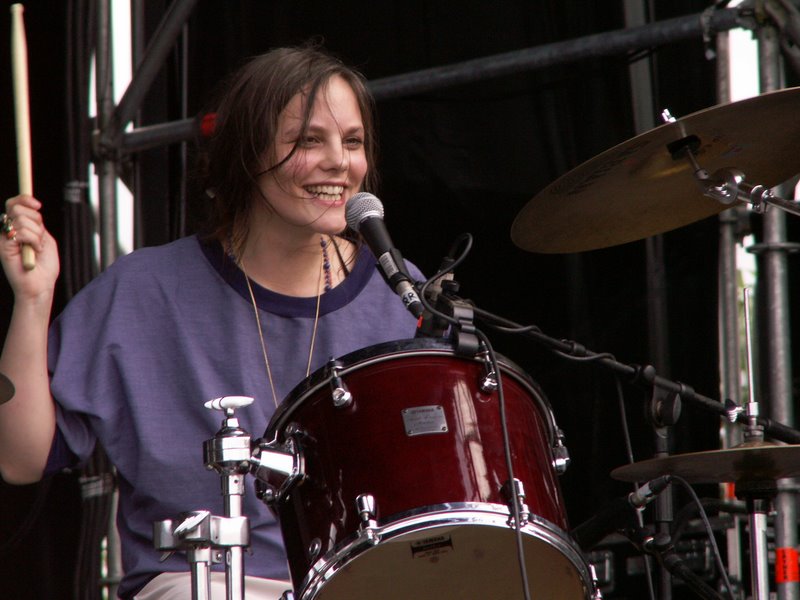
left=93, top=0, right=199, bottom=267
left=623, top=4, right=673, bottom=599
left=755, top=20, right=798, bottom=600
left=715, top=27, right=746, bottom=597
left=95, top=0, right=118, bottom=270
left=117, top=7, right=750, bottom=153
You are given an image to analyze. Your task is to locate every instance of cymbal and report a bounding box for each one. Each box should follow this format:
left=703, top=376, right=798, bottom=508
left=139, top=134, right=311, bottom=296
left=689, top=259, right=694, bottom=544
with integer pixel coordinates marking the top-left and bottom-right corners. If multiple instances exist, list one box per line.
left=0, top=372, right=14, bottom=405
left=512, top=87, right=800, bottom=253
left=611, top=442, right=800, bottom=484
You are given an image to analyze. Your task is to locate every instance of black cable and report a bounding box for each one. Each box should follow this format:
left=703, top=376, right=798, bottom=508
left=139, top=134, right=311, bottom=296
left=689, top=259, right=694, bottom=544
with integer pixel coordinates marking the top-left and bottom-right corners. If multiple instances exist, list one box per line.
left=474, top=329, right=532, bottom=600
left=418, top=232, right=473, bottom=328
left=670, top=476, right=736, bottom=600
left=612, top=374, right=657, bottom=600
left=671, top=498, right=747, bottom=545
left=657, top=549, right=725, bottom=600
left=417, top=235, right=531, bottom=599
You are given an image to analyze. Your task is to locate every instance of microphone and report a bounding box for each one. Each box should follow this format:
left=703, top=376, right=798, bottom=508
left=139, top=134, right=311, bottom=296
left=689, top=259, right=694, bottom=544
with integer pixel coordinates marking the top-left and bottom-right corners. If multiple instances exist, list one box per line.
left=345, top=192, right=424, bottom=318
left=572, top=475, right=672, bottom=551
left=628, top=474, right=672, bottom=509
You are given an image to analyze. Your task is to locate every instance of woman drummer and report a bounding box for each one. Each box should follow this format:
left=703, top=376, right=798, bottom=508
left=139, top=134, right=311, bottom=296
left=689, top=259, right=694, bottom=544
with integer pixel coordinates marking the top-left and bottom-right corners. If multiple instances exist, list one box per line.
left=0, top=45, right=422, bottom=599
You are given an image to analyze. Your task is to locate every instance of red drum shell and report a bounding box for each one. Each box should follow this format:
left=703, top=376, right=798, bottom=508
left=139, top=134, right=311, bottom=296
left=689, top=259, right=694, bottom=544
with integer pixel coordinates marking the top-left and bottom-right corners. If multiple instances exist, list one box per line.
left=265, top=339, right=590, bottom=599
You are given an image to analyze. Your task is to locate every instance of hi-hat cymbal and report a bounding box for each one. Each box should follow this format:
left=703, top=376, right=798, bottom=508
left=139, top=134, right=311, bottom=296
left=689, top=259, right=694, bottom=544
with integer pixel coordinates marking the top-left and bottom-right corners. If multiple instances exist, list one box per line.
left=0, top=372, right=14, bottom=405
left=611, top=442, right=800, bottom=484
left=512, top=87, right=800, bottom=253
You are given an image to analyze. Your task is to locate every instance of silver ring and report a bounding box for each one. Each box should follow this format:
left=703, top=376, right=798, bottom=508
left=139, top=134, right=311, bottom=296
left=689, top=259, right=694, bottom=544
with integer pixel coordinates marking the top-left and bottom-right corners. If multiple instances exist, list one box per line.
left=1, top=213, right=14, bottom=236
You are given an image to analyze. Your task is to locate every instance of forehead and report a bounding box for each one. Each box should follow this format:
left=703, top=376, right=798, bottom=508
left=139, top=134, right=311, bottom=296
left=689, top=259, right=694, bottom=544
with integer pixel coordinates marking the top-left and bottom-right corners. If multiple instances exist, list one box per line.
left=279, top=75, right=364, bottom=130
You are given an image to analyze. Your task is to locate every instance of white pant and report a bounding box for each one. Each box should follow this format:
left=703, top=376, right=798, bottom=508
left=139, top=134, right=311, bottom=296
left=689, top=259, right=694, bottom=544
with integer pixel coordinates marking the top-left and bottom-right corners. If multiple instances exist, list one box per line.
left=133, top=572, right=293, bottom=600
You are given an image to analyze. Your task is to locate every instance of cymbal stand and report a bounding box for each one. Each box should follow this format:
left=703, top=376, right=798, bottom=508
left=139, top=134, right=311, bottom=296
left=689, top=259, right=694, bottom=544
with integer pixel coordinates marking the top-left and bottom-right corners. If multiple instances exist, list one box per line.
left=734, top=289, right=772, bottom=600
left=667, top=134, right=800, bottom=218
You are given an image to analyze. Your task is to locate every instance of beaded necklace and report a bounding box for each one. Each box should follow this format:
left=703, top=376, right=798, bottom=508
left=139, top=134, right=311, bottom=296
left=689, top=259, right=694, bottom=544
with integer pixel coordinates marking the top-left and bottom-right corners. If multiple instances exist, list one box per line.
left=240, top=237, right=329, bottom=407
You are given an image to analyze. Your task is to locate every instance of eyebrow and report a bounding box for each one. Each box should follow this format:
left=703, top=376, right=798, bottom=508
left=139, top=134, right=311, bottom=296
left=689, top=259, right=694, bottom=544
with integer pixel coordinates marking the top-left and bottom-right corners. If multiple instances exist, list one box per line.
left=290, top=123, right=365, bottom=137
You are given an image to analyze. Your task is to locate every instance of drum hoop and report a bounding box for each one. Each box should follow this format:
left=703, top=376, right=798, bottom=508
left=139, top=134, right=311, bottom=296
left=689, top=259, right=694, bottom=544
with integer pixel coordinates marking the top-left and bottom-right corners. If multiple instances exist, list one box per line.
left=267, top=338, right=560, bottom=445
left=298, top=501, right=593, bottom=600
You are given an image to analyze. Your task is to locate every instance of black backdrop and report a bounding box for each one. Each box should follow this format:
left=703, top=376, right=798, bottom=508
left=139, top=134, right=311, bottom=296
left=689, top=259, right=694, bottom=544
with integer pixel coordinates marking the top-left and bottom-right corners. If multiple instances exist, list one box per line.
left=2, top=1, right=793, bottom=598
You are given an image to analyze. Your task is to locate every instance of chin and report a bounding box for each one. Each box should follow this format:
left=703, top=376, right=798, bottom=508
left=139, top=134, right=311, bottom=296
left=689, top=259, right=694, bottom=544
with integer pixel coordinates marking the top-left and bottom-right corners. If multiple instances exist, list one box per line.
left=314, top=214, right=347, bottom=236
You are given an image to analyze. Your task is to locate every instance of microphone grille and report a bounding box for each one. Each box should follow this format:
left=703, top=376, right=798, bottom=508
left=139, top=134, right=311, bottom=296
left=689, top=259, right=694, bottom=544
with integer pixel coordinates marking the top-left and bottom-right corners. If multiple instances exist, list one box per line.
left=345, top=192, right=384, bottom=232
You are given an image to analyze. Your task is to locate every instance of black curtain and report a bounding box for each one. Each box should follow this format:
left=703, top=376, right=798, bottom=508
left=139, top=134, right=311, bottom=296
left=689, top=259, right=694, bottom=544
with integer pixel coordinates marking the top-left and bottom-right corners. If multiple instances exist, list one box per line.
left=1, top=1, right=766, bottom=597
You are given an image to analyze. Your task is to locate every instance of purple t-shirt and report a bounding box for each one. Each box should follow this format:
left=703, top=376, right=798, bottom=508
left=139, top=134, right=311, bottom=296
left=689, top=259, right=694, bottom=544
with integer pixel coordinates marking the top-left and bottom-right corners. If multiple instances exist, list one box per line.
left=46, top=235, right=422, bottom=597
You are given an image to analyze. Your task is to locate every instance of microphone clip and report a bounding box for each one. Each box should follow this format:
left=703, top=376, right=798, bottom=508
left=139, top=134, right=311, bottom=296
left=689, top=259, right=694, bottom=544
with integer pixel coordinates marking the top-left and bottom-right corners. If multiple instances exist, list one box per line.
left=416, top=276, right=480, bottom=356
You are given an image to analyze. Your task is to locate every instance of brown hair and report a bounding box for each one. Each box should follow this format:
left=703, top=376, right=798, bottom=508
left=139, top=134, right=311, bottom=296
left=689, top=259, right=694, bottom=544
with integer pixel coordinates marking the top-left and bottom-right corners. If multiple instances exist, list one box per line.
left=199, top=45, right=377, bottom=255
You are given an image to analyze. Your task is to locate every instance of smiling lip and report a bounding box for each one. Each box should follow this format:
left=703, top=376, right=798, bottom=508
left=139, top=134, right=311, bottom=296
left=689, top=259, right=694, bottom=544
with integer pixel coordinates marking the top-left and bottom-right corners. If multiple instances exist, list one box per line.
left=305, top=184, right=346, bottom=204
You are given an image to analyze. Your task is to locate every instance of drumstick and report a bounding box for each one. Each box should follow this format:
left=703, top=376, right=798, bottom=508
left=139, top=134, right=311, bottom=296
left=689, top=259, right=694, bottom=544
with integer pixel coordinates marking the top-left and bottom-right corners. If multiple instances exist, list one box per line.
left=11, top=4, right=36, bottom=271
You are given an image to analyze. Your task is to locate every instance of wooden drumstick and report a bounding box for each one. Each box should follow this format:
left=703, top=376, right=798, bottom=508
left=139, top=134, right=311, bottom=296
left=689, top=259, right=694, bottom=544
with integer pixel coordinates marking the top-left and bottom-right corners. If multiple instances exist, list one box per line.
left=11, top=3, right=36, bottom=271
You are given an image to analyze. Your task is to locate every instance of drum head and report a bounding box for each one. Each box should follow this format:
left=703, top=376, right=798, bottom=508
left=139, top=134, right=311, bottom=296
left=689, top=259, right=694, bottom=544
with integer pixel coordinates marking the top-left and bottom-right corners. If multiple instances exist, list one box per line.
left=304, top=516, right=590, bottom=600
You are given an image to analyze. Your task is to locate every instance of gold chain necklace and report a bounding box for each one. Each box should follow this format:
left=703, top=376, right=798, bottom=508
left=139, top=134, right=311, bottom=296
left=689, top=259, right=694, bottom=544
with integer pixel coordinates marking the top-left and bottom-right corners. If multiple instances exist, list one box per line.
left=240, top=246, right=324, bottom=408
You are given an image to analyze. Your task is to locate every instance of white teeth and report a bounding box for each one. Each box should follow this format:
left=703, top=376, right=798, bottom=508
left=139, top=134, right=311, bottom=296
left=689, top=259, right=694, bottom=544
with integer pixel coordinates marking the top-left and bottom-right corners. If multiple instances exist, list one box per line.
left=306, top=185, right=344, bottom=195
left=305, top=185, right=344, bottom=203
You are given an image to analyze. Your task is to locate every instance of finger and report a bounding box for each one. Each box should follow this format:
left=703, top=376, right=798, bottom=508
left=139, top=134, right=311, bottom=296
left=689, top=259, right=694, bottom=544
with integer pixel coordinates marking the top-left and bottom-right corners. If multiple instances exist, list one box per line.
left=4, top=199, right=45, bottom=242
left=5, top=202, right=43, bottom=228
left=5, top=194, right=41, bottom=213
left=1, top=208, right=46, bottom=250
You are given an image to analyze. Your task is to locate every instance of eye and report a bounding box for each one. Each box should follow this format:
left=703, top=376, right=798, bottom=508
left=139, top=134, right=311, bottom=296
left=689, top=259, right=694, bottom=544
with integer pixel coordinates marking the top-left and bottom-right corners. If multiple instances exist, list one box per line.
left=344, top=136, right=364, bottom=149
left=297, top=135, right=320, bottom=147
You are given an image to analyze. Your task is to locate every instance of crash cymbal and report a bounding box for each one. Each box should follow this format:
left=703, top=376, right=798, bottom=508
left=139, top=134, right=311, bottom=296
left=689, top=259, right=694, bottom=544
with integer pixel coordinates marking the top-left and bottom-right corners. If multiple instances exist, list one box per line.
left=0, top=372, right=14, bottom=404
left=512, top=86, right=800, bottom=253
left=611, top=442, right=800, bottom=484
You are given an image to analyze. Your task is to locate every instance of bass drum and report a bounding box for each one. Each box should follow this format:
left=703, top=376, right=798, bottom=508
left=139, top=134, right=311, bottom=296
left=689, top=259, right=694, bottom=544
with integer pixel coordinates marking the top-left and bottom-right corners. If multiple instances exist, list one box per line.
left=261, top=338, right=593, bottom=600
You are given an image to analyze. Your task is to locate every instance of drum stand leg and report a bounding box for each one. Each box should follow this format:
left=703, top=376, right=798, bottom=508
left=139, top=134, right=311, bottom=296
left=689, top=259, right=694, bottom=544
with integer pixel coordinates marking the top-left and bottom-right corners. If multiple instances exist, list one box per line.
left=153, top=510, right=217, bottom=600
left=188, top=546, right=213, bottom=600
left=737, top=479, right=777, bottom=600
left=154, top=509, right=250, bottom=600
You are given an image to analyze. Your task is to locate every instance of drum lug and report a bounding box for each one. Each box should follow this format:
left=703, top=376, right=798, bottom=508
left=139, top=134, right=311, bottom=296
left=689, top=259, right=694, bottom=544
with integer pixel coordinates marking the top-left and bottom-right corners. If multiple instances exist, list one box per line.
left=477, top=349, right=498, bottom=393
left=249, top=436, right=305, bottom=505
left=327, top=359, right=353, bottom=408
left=307, top=537, right=322, bottom=562
left=503, top=478, right=531, bottom=527
left=589, top=563, right=605, bottom=599
left=552, top=427, right=571, bottom=475
left=356, top=493, right=380, bottom=544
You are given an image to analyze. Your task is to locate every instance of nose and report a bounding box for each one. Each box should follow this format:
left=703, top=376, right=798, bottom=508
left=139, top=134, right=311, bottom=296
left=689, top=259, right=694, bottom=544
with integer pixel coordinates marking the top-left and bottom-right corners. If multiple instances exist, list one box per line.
left=320, top=138, right=349, bottom=172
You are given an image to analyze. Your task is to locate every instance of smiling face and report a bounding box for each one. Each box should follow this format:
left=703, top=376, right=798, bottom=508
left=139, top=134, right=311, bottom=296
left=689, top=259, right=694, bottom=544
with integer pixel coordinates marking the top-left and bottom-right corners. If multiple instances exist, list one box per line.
left=253, top=75, right=368, bottom=241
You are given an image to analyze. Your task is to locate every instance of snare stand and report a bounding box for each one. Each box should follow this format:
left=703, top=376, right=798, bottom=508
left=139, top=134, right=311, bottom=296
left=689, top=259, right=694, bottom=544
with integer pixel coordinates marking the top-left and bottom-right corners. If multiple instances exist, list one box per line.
left=154, top=396, right=255, bottom=600
left=202, top=396, right=256, bottom=600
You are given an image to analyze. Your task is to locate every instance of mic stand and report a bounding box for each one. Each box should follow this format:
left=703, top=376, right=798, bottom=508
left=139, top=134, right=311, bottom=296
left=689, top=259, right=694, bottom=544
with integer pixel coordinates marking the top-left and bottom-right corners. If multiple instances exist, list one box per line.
left=648, top=387, right=682, bottom=600
left=468, top=304, right=800, bottom=444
